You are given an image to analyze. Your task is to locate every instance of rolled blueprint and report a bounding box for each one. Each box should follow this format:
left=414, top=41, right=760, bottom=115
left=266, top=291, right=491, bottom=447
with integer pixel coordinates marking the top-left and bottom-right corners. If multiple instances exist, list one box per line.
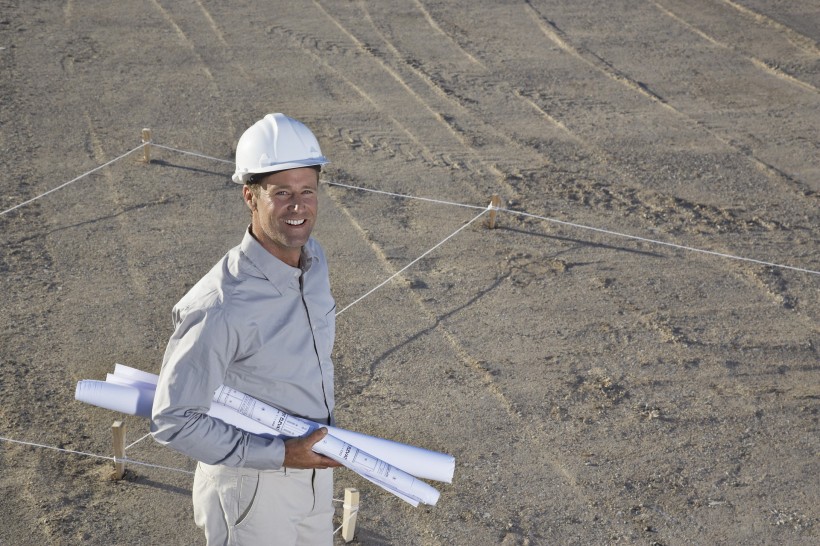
left=212, top=385, right=441, bottom=505
left=212, top=384, right=454, bottom=483
left=102, top=365, right=453, bottom=482
left=312, top=421, right=453, bottom=483
left=314, top=430, right=440, bottom=506
left=75, top=380, right=153, bottom=418
left=76, top=364, right=455, bottom=505
left=208, top=404, right=430, bottom=506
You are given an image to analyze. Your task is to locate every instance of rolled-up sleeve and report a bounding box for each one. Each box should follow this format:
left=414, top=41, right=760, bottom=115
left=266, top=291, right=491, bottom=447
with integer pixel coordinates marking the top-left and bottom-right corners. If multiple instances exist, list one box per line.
left=150, top=302, right=286, bottom=470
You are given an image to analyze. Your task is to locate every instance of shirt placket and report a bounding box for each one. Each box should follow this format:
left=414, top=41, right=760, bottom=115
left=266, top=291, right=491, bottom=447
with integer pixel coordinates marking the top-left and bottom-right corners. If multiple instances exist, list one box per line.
left=299, top=272, right=332, bottom=425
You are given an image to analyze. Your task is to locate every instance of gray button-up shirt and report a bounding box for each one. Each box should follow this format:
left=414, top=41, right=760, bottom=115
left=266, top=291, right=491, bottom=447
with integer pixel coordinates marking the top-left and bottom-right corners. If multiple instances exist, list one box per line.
left=151, top=229, right=335, bottom=470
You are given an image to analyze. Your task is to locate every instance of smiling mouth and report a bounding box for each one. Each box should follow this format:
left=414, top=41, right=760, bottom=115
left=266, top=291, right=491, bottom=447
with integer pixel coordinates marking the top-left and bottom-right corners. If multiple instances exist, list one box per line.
left=285, top=219, right=306, bottom=226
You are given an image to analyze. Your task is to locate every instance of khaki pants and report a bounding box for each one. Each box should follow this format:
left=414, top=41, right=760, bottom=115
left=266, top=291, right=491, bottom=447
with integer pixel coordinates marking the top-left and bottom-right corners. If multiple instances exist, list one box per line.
left=193, top=462, right=334, bottom=546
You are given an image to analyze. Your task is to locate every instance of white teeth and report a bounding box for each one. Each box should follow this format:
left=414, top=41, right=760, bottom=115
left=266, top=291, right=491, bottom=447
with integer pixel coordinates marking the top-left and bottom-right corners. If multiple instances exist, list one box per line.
left=285, top=219, right=306, bottom=226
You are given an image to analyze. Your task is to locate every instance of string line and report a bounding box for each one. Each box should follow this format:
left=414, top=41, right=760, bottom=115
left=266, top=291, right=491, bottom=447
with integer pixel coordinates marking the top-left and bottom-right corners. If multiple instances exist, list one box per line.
left=2, top=139, right=815, bottom=276
left=0, top=143, right=145, bottom=217
left=0, top=435, right=194, bottom=474
left=335, top=207, right=491, bottom=316
left=332, top=507, right=360, bottom=537
left=1, top=434, right=356, bottom=533
left=116, top=457, right=195, bottom=475
left=125, top=432, right=153, bottom=451
left=326, top=180, right=486, bottom=212
left=510, top=208, right=820, bottom=275
left=149, top=142, right=234, bottom=164
left=154, top=147, right=819, bottom=276
left=327, top=181, right=820, bottom=276
left=0, top=435, right=118, bottom=462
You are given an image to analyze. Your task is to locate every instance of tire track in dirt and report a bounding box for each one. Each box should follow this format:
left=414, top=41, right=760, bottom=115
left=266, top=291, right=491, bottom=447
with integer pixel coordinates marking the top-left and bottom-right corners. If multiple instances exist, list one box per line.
left=523, top=1, right=818, bottom=202
left=192, top=0, right=229, bottom=48
left=147, top=0, right=241, bottom=138
left=315, top=0, right=635, bottom=218
left=52, top=16, right=152, bottom=301
left=148, top=0, right=213, bottom=80
left=353, top=1, right=808, bottom=243
left=312, top=0, right=813, bottom=360
left=266, top=25, right=439, bottom=170
left=410, top=0, right=486, bottom=69
left=718, top=0, right=820, bottom=57
left=361, top=0, right=649, bottom=209
left=316, top=0, right=622, bottom=209
left=312, top=0, right=509, bottom=191
left=356, top=3, right=524, bottom=177
left=370, top=3, right=587, bottom=175
left=748, top=57, right=819, bottom=94
left=80, top=113, right=151, bottom=298
left=526, top=0, right=820, bottom=202
left=522, top=2, right=669, bottom=109
left=651, top=0, right=818, bottom=94
left=191, top=0, right=254, bottom=84
left=347, top=0, right=649, bottom=208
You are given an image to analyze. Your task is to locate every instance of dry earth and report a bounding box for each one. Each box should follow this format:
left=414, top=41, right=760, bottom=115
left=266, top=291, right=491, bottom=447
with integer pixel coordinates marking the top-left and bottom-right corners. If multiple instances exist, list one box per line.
left=1, top=1, right=818, bottom=545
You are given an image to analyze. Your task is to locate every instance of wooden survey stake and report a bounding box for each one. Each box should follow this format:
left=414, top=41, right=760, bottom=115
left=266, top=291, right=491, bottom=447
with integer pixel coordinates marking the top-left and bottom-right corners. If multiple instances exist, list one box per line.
left=111, top=420, right=126, bottom=480
left=488, top=194, right=502, bottom=229
left=342, top=487, right=359, bottom=542
left=141, top=128, right=152, bottom=163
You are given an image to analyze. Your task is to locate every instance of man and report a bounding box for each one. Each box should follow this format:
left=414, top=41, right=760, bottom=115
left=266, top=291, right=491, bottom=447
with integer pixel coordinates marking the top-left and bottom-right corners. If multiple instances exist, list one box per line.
left=151, top=113, right=342, bottom=545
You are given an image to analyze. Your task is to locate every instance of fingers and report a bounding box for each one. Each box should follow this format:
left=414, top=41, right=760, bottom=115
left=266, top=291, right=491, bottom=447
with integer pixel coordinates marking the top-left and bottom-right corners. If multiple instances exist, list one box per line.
left=308, top=429, right=343, bottom=468
left=283, top=428, right=342, bottom=469
left=307, top=427, right=328, bottom=446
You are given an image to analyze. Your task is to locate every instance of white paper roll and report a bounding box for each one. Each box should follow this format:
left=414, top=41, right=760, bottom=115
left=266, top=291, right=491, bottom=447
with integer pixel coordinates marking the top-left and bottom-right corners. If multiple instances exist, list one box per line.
left=113, top=363, right=158, bottom=385
left=207, top=399, right=441, bottom=506
left=105, top=366, right=454, bottom=482
left=77, top=365, right=456, bottom=496
left=313, top=422, right=455, bottom=484
left=314, top=433, right=441, bottom=505
left=75, top=380, right=144, bottom=416
left=206, top=403, right=281, bottom=439
left=106, top=373, right=157, bottom=393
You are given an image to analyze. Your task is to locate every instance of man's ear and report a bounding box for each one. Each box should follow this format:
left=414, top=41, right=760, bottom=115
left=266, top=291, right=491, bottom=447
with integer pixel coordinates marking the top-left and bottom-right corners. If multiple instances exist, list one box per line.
left=243, top=185, right=256, bottom=211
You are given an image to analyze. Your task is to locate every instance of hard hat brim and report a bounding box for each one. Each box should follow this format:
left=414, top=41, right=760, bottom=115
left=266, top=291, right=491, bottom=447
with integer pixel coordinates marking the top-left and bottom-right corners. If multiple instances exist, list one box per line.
left=232, top=156, right=329, bottom=184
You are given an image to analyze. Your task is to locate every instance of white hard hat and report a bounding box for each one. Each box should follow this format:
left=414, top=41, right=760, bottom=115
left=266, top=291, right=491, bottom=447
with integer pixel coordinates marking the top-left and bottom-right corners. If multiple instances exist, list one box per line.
left=232, top=113, right=329, bottom=184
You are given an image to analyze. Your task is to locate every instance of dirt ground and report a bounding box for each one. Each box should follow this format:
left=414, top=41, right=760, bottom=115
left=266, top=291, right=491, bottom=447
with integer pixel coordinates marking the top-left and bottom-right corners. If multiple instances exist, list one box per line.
left=1, top=1, right=818, bottom=544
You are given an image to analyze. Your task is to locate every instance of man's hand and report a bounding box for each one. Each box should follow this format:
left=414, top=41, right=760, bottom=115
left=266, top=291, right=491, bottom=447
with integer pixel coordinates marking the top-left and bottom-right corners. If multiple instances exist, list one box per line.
left=283, top=427, right=344, bottom=469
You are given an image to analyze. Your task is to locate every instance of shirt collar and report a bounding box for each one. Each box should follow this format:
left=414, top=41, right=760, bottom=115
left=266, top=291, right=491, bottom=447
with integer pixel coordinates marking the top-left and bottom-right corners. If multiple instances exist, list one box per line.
left=240, top=228, right=318, bottom=291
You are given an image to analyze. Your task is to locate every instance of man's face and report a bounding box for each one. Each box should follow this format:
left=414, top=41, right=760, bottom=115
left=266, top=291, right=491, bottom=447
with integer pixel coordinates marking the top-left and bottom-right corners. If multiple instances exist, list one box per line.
left=244, top=167, right=319, bottom=267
